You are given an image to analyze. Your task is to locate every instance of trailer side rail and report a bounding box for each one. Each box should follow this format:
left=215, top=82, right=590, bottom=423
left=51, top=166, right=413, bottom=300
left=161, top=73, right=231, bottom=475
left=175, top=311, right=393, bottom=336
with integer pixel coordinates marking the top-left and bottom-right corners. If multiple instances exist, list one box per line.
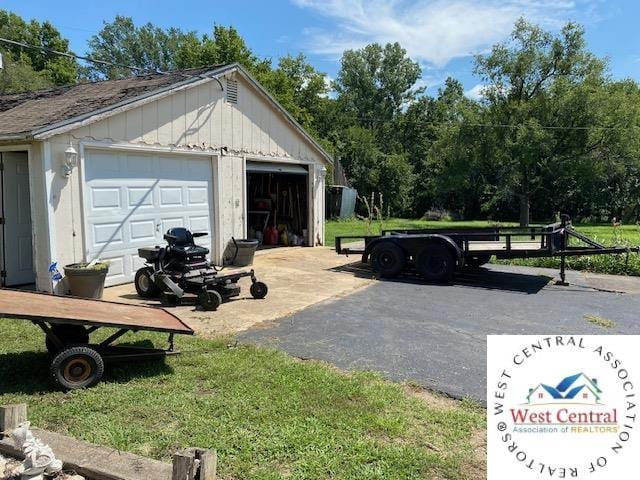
left=335, top=217, right=639, bottom=284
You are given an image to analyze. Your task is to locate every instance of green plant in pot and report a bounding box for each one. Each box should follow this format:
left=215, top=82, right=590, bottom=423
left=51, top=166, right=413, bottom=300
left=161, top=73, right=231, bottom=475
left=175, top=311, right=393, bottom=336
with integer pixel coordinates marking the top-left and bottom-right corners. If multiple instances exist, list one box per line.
left=63, top=260, right=110, bottom=299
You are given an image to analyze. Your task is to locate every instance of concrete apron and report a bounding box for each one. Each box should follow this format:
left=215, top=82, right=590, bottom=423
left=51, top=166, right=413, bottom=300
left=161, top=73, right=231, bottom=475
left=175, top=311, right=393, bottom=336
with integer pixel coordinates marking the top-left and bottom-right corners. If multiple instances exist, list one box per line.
left=102, top=247, right=374, bottom=337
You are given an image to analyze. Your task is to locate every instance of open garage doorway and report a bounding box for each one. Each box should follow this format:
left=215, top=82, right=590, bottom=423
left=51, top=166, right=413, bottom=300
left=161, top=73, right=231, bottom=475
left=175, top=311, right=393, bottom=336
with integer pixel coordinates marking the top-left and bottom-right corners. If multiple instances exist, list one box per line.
left=246, top=161, right=309, bottom=249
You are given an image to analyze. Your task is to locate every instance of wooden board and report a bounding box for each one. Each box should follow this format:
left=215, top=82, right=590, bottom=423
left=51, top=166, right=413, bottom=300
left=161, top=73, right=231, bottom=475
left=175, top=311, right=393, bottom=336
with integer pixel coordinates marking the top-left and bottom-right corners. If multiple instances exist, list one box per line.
left=0, top=289, right=193, bottom=334
left=467, top=240, right=543, bottom=252
left=0, top=427, right=172, bottom=480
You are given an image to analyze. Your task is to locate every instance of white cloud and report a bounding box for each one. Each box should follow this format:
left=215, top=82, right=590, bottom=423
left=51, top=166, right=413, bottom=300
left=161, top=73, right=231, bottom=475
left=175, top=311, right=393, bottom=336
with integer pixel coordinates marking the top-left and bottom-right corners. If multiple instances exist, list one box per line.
left=291, top=0, right=597, bottom=67
left=465, top=83, right=486, bottom=100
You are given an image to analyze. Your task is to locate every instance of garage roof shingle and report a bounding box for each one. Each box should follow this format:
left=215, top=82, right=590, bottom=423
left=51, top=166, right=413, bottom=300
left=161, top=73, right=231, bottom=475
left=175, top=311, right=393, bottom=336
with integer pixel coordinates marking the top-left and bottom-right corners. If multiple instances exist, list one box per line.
left=0, top=66, right=225, bottom=137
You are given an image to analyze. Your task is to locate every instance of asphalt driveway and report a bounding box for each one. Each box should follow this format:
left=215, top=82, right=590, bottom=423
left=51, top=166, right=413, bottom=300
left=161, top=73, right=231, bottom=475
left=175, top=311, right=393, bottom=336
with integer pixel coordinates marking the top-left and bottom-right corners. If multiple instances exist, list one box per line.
left=240, top=263, right=640, bottom=404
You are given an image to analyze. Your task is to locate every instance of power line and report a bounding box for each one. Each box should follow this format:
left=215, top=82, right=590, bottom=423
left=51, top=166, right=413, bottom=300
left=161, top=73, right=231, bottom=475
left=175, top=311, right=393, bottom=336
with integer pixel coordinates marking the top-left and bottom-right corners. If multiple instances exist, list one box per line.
left=353, top=115, right=639, bottom=131
left=1, top=35, right=638, bottom=133
left=0, top=36, right=162, bottom=74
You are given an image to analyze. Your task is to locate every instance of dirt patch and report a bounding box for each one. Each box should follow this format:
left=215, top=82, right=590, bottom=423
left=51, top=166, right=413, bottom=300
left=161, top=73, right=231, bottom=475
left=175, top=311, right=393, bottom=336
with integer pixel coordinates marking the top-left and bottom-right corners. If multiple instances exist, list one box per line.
left=404, top=385, right=487, bottom=479
left=404, top=384, right=463, bottom=410
left=461, top=428, right=487, bottom=480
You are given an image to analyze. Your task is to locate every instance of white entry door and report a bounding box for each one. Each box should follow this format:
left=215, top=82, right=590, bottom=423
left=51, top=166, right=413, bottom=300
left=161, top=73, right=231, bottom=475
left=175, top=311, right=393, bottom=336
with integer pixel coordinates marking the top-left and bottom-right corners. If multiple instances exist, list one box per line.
left=84, top=150, right=214, bottom=286
left=0, top=151, right=35, bottom=286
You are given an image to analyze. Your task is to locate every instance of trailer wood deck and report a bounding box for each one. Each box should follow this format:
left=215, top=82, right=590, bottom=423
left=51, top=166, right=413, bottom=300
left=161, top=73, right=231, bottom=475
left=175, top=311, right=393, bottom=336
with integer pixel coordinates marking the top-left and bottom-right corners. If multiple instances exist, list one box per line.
left=0, top=289, right=193, bottom=335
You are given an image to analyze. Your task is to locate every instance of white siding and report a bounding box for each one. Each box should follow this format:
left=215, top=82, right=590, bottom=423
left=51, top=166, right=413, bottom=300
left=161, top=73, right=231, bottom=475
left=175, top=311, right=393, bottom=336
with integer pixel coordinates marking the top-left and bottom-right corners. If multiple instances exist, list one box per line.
left=39, top=72, right=328, bottom=288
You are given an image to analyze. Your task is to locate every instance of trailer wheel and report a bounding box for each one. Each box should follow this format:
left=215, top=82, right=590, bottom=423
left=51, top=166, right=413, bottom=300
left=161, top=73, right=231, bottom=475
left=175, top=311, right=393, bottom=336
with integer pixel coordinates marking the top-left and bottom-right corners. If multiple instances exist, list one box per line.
left=416, top=244, right=455, bottom=282
left=199, top=290, right=222, bottom=311
left=466, top=254, right=492, bottom=268
left=135, top=267, right=160, bottom=298
left=371, top=242, right=405, bottom=277
left=45, top=324, right=90, bottom=355
left=250, top=281, right=268, bottom=299
left=50, top=346, right=104, bottom=390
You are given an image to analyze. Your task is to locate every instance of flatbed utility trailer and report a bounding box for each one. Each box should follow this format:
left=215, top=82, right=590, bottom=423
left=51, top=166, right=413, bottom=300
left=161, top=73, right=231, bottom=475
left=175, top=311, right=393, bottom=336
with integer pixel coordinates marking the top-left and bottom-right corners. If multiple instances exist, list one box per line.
left=335, top=215, right=640, bottom=284
left=0, top=289, right=194, bottom=390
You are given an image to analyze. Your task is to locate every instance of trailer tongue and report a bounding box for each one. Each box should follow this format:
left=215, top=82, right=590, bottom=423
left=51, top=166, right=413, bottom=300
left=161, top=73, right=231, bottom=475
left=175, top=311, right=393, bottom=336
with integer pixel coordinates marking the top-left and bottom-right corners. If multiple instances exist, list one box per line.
left=335, top=215, right=639, bottom=284
left=0, top=289, right=193, bottom=390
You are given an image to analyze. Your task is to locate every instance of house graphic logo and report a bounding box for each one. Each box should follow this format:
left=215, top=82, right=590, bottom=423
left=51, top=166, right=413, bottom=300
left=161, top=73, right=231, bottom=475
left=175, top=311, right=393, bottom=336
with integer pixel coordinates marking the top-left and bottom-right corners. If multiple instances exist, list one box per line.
left=526, top=372, right=602, bottom=405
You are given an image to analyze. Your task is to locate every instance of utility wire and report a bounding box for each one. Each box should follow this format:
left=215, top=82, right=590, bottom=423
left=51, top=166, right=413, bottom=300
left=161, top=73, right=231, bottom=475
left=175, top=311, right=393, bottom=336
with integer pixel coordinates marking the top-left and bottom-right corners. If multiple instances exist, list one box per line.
left=1, top=36, right=638, bottom=132
left=0, top=36, right=162, bottom=74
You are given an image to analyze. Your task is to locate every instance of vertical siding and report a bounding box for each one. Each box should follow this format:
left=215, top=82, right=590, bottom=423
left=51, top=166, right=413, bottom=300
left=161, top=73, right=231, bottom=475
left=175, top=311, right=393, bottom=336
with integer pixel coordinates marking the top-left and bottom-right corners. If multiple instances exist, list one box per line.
left=43, top=74, right=327, bottom=283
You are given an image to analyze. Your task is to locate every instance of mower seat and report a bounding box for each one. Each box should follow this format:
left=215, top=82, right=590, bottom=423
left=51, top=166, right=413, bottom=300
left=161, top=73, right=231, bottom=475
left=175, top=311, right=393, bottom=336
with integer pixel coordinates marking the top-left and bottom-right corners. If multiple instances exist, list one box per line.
left=165, top=228, right=210, bottom=258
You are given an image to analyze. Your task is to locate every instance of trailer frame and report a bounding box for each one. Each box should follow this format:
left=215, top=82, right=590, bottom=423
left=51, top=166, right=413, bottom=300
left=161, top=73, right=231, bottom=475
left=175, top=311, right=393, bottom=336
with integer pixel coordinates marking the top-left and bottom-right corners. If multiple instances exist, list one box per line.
left=335, top=215, right=639, bottom=284
left=0, top=289, right=194, bottom=390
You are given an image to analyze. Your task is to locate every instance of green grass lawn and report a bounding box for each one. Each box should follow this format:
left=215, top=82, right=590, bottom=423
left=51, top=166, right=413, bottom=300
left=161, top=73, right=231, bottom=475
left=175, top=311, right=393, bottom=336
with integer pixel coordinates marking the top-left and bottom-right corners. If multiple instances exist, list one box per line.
left=0, top=320, right=484, bottom=480
left=326, top=218, right=640, bottom=276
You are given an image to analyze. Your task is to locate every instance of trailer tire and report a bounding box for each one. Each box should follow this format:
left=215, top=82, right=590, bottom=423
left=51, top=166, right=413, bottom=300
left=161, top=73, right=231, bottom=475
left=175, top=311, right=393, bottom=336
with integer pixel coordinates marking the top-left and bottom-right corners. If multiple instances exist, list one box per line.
left=46, top=324, right=90, bottom=355
left=50, top=346, right=104, bottom=390
left=250, top=281, right=268, bottom=299
left=466, top=254, right=492, bottom=268
left=370, top=242, right=406, bottom=277
left=416, top=244, right=455, bottom=282
left=199, top=290, right=222, bottom=311
left=135, top=267, right=160, bottom=298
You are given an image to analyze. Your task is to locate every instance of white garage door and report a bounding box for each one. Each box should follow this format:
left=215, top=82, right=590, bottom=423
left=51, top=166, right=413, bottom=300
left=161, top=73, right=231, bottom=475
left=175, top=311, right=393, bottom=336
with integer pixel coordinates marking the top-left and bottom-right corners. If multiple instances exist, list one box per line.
left=83, top=150, right=214, bottom=286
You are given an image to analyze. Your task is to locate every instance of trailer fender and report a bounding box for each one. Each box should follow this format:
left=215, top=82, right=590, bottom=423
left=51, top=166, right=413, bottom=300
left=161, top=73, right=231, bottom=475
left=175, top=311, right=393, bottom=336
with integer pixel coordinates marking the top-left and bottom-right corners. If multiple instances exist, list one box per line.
left=362, top=234, right=462, bottom=264
left=416, top=235, right=463, bottom=263
left=362, top=237, right=408, bottom=263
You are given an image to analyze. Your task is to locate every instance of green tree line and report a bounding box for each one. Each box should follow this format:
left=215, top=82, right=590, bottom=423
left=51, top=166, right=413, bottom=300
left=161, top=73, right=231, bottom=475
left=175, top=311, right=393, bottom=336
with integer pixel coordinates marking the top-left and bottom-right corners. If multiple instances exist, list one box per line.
left=2, top=12, right=639, bottom=225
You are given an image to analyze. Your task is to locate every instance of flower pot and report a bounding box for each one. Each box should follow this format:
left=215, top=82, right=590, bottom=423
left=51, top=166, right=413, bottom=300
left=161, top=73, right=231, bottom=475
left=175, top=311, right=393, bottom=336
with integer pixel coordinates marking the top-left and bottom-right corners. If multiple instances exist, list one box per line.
left=64, top=262, right=109, bottom=299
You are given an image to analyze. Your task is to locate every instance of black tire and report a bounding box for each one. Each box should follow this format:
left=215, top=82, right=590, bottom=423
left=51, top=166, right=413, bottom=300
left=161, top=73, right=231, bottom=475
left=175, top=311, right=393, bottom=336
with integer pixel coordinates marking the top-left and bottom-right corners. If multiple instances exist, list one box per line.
left=465, top=254, right=492, bottom=268
left=50, top=346, right=104, bottom=390
left=370, top=242, right=406, bottom=277
left=199, top=290, right=222, bottom=311
left=416, top=244, right=455, bottom=283
left=135, top=267, right=160, bottom=298
left=45, top=324, right=89, bottom=355
left=250, top=281, right=268, bottom=299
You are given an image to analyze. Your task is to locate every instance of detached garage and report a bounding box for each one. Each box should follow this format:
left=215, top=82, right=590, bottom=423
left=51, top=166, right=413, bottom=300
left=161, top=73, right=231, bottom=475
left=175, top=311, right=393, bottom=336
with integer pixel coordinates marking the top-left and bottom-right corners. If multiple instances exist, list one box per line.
left=0, top=63, right=331, bottom=291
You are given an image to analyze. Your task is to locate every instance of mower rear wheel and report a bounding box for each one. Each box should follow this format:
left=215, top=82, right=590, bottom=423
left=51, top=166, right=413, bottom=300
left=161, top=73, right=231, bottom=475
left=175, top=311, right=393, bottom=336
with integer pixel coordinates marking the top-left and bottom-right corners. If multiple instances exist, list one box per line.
left=250, top=281, right=268, bottom=299
left=50, top=346, right=104, bottom=390
left=199, top=290, right=222, bottom=311
left=135, top=267, right=160, bottom=298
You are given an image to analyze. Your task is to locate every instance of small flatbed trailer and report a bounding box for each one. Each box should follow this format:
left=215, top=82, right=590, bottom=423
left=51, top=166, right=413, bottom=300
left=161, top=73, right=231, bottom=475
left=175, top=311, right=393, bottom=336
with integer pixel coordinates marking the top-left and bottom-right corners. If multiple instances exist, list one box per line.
left=0, top=289, right=194, bottom=390
left=335, top=215, right=640, bottom=284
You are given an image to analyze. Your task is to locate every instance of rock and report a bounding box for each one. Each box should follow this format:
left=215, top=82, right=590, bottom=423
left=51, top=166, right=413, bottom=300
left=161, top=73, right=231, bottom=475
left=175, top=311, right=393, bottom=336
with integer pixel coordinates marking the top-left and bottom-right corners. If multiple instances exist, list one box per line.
left=61, top=475, right=85, bottom=480
left=0, top=454, right=5, bottom=475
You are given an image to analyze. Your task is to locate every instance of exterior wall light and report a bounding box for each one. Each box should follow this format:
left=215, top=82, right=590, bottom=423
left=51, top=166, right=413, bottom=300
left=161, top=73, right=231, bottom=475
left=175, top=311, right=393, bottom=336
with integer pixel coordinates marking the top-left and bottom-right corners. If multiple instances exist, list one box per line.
left=63, top=142, right=78, bottom=177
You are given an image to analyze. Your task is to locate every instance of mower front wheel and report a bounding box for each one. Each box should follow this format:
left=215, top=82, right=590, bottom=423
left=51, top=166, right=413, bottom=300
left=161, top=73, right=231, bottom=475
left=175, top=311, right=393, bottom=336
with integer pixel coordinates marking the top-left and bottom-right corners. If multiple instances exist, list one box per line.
left=250, top=281, right=268, bottom=299
left=199, top=290, right=222, bottom=311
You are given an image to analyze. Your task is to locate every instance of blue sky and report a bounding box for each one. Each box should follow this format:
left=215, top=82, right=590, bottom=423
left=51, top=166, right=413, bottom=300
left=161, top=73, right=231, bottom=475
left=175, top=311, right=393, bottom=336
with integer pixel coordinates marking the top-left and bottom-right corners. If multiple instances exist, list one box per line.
left=4, top=1, right=640, bottom=97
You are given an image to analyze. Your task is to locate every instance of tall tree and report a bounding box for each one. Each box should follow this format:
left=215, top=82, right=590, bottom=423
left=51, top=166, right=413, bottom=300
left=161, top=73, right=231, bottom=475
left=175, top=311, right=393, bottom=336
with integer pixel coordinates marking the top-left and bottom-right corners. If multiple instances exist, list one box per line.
left=257, top=54, right=328, bottom=132
left=335, top=42, right=423, bottom=130
left=474, top=19, right=606, bottom=225
left=0, top=9, right=77, bottom=92
left=85, top=16, right=202, bottom=78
